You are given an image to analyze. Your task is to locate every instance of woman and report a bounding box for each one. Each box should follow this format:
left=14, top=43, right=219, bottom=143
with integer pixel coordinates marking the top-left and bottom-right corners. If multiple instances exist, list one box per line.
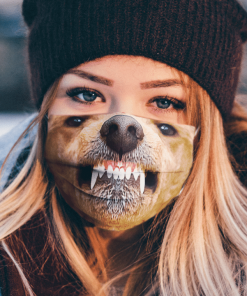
left=1, top=0, right=247, bottom=295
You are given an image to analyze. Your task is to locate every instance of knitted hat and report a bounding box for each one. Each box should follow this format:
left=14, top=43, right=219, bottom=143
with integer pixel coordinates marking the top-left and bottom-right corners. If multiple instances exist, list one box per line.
left=22, top=0, right=247, bottom=120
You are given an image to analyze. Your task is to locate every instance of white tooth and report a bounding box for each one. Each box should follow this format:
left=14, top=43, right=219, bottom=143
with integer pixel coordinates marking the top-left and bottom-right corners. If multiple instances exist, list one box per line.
left=96, top=164, right=105, bottom=172
left=91, top=170, right=98, bottom=189
left=133, top=172, right=139, bottom=181
left=93, top=164, right=105, bottom=178
left=113, top=167, right=120, bottom=180
left=99, top=171, right=104, bottom=178
left=119, top=168, right=125, bottom=180
left=126, top=167, right=131, bottom=180
left=133, top=168, right=140, bottom=181
left=107, top=165, right=113, bottom=178
left=140, top=172, right=145, bottom=194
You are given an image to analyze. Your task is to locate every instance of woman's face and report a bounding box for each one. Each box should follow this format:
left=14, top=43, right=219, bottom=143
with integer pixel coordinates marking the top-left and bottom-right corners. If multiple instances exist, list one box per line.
left=49, top=55, right=187, bottom=124
left=46, top=55, right=194, bottom=231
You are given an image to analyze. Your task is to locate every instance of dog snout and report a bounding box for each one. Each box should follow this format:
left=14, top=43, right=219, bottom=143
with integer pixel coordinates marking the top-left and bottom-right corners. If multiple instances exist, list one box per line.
left=100, top=115, right=144, bottom=157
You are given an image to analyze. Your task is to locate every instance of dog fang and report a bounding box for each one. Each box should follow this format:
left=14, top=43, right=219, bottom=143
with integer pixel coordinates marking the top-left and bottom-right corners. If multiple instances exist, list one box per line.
left=91, top=170, right=98, bottom=189
left=140, top=172, right=145, bottom=194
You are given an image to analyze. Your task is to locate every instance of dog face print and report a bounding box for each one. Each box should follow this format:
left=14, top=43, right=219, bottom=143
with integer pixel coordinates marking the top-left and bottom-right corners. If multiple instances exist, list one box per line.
left=45, top=113, right=195, bottom=230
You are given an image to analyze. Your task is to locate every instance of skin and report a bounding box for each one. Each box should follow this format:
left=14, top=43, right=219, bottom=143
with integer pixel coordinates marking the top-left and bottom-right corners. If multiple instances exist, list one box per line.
left=49, top=55, right=187, bottom=124
left=48, top=55, right=188, bottom=285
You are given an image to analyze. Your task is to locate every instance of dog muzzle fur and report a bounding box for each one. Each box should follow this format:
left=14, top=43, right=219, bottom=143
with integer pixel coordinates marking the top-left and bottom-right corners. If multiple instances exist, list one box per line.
left=45, top=113, right=195, bottom=230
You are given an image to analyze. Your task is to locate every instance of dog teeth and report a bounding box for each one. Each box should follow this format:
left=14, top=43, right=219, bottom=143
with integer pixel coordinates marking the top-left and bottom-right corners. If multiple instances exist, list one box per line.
left=99, top=171, right=104, bottom=178
left=126, top=167, right=131, bottom=180
left=140, top=172, right=145, bottom=194
left=91, top=163, right=145, bottom=194
left=91, top=170, right=98, bottom=189
left=107, top=165, right=113, bottom=178
left=113, top=167, right=119, bottom=180
left=133, top=168, right=139, bottom=181
left=119, top=168, right=125, bottom=180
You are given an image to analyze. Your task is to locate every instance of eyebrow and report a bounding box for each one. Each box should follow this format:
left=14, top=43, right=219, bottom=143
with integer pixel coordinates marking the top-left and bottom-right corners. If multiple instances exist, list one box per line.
left=66, top=69, right=114, bottom=86
left=140, top=79, right=183, bottom=89
left=66, top=69, right=183, bottom=89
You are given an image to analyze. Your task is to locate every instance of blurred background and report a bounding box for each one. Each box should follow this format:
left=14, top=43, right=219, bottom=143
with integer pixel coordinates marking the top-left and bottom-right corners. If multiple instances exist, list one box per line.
left=0, top=0, right=247, bottom=137
left=0, top=0, right=34, bottom=136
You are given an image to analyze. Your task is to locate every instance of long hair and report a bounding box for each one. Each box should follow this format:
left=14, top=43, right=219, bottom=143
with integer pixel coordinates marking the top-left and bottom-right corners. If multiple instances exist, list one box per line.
left=1, top=69, right=247, bottom=296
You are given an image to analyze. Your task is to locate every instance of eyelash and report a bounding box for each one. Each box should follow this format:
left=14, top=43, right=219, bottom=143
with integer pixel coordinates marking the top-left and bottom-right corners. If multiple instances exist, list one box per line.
left=66, top=87, right=186, bottom=112
left=149, top=96, right=186, bottom=113
left=66, top=87, right=104, bottom=104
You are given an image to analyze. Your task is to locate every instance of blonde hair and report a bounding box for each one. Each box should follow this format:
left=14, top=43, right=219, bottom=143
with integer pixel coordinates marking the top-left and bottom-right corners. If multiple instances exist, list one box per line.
left=1, top=71, right=247, bottom=296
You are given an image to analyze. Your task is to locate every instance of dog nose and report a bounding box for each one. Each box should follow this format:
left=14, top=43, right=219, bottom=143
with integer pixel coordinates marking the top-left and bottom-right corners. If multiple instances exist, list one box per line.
left=100, top=115, right=144, bottom=157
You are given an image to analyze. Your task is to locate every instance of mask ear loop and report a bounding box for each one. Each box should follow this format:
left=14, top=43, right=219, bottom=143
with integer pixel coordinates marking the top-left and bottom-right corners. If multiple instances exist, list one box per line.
left=179, top=186, right=184, bottom=195
left=195, top=126, right=200, bottom=137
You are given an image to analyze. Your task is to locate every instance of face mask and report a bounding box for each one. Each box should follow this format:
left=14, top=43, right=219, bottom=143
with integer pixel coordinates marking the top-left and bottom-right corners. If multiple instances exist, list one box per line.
left=45, top=113, right=195, bottom=230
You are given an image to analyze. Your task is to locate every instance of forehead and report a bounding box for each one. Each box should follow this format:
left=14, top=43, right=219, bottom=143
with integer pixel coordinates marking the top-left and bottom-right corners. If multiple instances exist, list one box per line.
left=63, top=55, right=181, bottom=83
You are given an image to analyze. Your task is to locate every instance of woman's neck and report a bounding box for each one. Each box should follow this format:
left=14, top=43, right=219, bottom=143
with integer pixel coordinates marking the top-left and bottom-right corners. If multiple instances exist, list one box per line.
left=87, top=224, right=146, bottom=287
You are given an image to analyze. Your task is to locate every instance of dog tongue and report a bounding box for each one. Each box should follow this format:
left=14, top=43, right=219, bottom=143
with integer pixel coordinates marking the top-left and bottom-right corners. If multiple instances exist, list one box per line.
left=90, top=165, right=145, bottom=194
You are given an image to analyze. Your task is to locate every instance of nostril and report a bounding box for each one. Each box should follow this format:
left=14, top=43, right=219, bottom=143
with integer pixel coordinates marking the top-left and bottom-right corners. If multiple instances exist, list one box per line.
left=109, top=124, right=118, bottom=135
left=100, top=115, right=144, bottom=155
left=127, top=126, right=136, bottom=136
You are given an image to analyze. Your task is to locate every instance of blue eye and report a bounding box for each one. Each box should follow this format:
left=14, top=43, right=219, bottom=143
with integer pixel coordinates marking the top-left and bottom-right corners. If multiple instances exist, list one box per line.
left=77, top=91, right=98, bottom=102
left=155, top=99, right=171, bottom=109
left=66, top=87, right=103, bottom=103
left=153, top=97, right=185, bottom=110
left=158, top=124, right=178, bottom=136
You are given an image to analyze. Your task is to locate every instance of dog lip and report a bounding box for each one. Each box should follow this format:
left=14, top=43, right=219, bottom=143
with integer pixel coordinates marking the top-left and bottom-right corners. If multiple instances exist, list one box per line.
left=54, top=172, right=101, bottom=199
left=56, top=174, right=138, bottom=203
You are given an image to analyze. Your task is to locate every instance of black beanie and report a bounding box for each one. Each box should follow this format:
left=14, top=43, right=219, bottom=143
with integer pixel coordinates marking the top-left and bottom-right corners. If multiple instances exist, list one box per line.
left=22, top=0, right=247, bottom=120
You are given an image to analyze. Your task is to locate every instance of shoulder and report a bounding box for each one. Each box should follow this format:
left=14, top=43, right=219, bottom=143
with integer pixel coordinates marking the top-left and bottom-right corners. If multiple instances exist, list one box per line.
left=0, top=113, right=38, bottom=192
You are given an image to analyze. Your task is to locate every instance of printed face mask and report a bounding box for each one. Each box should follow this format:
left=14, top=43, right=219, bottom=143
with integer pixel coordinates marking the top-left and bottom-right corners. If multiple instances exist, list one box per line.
left=45, top=113, right=195, bottom=230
